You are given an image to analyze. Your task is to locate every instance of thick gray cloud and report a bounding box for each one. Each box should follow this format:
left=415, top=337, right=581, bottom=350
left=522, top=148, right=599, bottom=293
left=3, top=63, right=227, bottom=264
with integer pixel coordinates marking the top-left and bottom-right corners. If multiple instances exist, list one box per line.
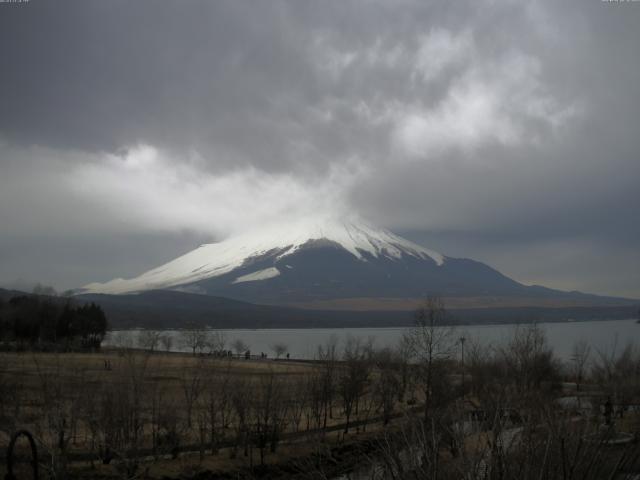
left=0, top=0, right=638, bottom=297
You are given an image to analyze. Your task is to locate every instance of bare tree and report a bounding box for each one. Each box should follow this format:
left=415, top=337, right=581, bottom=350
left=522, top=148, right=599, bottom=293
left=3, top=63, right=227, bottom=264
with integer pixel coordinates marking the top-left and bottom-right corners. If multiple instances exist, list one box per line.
left=570, top=339, right=591, bottom=392
left=250, top=368, right=289, bottom=465
left=339, top=336, right=370, bottom=433
left=305, top=371, right=325, bottom=432
left=394, top=335, right=413, bottom=404
left=32, top=354, right=85, bottom=478
left=180, top=323, right=207, bottom=356
left=200, top=361, right=233, bottom=455
left=373, top=348, right=400, bottom=425
left=367, top=394, right=640, bottom=480
left=592, top=341, right=640, bottom=410
left=271, top=342, right=288, bottom=359
left=499, top=324, right=559, bottom=394
left=407, top=295, right=456, bottom=422
left=287, top=376, right=308, bottom=433
left=229, top=376, right=250, bottom=459
left=179, top=359, right=206, bottom=429
left=231, top=338, right=249, bottom=356
left=160, top=334, right=173, bottom=352
left=112, top=331, right=134, bottom=350
left=316, top=335, right=339, bottom=429
left=137, top=329, right=161, bottom=353
left=91, top=350, right=150, bottom=478
left=204, top=330, right=227, bottom=355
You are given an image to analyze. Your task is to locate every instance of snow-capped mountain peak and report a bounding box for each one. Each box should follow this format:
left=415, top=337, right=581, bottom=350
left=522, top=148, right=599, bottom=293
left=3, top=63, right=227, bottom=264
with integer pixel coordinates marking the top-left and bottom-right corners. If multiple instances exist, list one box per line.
left=81, top=217, right=444, bottom=295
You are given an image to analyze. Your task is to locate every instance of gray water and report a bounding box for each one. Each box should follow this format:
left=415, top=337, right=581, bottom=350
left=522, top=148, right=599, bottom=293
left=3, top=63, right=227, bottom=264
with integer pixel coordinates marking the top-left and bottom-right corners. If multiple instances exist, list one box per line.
left=105, top=319, right=640, bottom=361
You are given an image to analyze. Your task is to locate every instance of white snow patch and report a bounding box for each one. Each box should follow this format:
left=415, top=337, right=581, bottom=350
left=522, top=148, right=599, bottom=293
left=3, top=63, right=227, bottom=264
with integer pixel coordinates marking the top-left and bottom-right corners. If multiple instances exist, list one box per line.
left=232, top=267, right=281, bottom=284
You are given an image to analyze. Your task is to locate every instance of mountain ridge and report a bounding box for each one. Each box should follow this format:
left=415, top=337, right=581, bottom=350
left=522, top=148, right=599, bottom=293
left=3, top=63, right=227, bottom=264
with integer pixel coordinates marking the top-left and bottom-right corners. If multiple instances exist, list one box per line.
left=78, top=217, right=637, bottom=307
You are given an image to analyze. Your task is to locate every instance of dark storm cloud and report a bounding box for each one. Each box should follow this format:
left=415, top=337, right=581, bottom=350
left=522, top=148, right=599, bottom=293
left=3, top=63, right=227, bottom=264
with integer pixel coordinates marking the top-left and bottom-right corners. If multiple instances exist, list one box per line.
left=0, top=0, right=638, bottom=296
left=1, top=1, right=318, bottom=169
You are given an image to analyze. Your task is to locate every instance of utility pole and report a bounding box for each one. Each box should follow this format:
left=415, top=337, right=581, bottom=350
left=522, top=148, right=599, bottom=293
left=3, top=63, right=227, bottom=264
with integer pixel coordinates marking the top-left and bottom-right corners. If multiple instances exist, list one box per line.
left=459, top=336, right=466, bottom=398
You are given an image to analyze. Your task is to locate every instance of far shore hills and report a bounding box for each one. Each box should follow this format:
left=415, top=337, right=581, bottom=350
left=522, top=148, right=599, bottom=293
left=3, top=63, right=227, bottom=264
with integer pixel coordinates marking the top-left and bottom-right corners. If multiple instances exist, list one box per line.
left=286, top=294, right=639, bottom=311
left=2, top=287, right=638, bottom=330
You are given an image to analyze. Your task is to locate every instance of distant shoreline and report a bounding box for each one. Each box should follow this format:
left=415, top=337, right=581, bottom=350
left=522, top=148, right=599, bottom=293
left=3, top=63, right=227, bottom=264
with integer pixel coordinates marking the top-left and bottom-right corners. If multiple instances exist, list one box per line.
left=105, top=316, right=638, bottom=331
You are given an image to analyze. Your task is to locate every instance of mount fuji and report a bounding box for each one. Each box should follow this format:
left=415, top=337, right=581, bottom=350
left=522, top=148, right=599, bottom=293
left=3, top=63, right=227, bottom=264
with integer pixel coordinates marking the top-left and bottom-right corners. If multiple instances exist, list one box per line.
left=79, top=216, right=626, bottom=309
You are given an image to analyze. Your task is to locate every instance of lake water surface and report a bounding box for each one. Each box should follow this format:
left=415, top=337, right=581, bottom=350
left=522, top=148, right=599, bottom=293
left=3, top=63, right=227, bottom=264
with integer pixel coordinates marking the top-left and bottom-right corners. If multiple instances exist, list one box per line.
left=105, top=319, right=640, bottom=361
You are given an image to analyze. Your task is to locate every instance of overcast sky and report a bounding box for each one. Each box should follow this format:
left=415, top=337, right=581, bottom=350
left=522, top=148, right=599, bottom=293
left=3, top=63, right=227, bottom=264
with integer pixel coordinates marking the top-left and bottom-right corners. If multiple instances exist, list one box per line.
left=1, top=0, right=638, bottom=298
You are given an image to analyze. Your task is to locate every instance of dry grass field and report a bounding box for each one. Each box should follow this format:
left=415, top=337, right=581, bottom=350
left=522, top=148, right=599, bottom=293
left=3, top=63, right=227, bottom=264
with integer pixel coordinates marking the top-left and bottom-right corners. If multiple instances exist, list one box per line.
left=0, top=349, right=407, bottom=479
left=3, top=324, right=640, bottom=479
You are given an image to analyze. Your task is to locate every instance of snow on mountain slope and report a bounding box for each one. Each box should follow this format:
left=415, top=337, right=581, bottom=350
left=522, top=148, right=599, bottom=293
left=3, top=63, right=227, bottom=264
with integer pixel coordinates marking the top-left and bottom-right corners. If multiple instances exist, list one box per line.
left=81, top=217, right=445, bottom=295
left=232, top=267, right=281, bottom=284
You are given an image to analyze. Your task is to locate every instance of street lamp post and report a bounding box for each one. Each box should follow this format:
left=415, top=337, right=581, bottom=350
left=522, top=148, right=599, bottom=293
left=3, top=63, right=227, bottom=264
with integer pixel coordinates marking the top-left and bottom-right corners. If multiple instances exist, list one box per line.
left=459, top=336, right=466, bottom=398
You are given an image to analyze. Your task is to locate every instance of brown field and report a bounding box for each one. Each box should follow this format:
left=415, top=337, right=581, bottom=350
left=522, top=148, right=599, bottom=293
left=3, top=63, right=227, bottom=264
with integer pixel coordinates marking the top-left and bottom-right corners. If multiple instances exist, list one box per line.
left=0, top=349, right=409, bottom=479
left=3, top=324, right=640, bottom=479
